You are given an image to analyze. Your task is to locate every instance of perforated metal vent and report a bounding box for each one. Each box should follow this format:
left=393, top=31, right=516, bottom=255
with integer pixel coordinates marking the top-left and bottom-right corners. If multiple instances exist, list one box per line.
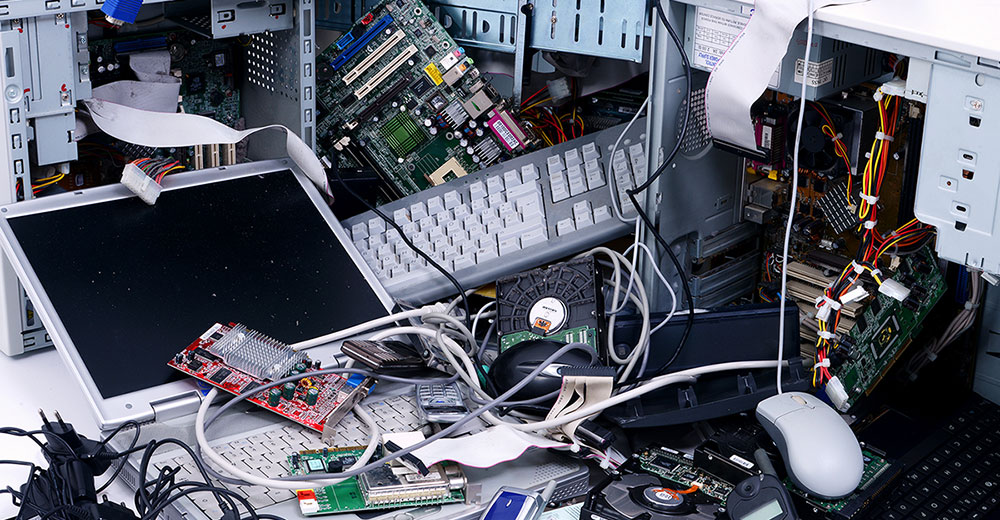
left=247, top=31, right=300, bottom=101
left=677, top=87, right=711, bottom=157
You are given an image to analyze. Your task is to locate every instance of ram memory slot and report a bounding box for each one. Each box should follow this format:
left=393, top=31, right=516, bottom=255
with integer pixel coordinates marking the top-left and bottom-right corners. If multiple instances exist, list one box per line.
left=332, top=14, right=393, bottom=71
left=354, top=45, right=418, bottom=100
left=356, top=73, right=413, bottom=123
left=343, top=30, right=406, bottom=85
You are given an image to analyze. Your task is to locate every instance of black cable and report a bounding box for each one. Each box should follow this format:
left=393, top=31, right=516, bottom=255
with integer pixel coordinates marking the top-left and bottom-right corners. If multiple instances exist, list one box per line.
left=627, top=191, right=695, bottom=383
left=136, top=438, right=237, bottom=515
left=95, top=422, right=141, bottom=493
left=630, top=0, right=692, bottom=195
left=138, top=485, right=264, bottom=520
left=330, top=164, right=472, bottom=329
left=619, top=0, right=694, bottom=382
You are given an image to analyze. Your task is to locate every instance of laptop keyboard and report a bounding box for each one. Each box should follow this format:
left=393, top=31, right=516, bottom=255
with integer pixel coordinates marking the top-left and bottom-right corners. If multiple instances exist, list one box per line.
left=151, top=394, right=422, bottom=518
left=871, top=395, right=1000, bottom=520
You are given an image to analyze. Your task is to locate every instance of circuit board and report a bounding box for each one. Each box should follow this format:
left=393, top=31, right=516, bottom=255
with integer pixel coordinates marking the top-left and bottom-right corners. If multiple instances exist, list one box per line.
left=316, top=0, right=531, bottom=198
left=90, top=30, right=242, bottom=128
left=637, top=446, right=733, bottom=503
left=785, top=448, right=893, bottom=518
left=89, top=30, right=244, bottom=169
left=499, top=325, right=598, bottom=352
left=827, top=246, right=946, bottom=410
left=292, top=448, right=466, bottom=516
left=167, top=323, right=374, bottom=438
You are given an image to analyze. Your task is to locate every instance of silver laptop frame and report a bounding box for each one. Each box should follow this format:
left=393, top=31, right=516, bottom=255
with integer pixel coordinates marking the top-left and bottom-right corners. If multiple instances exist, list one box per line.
left=0, top=159, right=396, bottom=430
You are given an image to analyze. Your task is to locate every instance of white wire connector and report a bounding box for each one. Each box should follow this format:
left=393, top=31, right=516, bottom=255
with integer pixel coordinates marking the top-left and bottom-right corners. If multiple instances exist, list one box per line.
left=926, top=352, right=938, bottom=362
left=813, top=358, right=831, bottom=369
left=840, top=286, right=869, bottom=305
left=863, top=220, right=879, bottom=229
left=120, top=163, right=162, bottom=205
left=859, top=193, right=879, bottom=205
left=817, top=330, right=838, bottom=341
left=830, top=132, right=843, bottom=142
left=815, top=295, right=843, bottom=311
left=825, top=376, right=850, bottom=412
left=851, top=261, right=865, bottom=275
left=878, top=278, right=911, bottom=302
left=875, top=131, right=894, bottom=142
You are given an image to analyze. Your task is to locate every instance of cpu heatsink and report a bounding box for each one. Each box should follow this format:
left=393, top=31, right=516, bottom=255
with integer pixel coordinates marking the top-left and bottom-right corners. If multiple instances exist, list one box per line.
left=210, top=323, right=306, bottom=380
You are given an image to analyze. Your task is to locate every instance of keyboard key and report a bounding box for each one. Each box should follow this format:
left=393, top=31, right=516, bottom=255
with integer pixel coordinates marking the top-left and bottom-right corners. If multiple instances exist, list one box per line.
left=469, top=181, right=487, bottom=199
left=585, top=160, right=605, bottom=189
left=410, top=202, right=429, bottom=220
left=521, top=164, right=539, bottom=181
left=351, top=222, right=369, bottom=240
left=564, top=148, right=582, bottom=168
left=546, top=154, right=564, bottom=174
left=594, top=205, right=612, bottom=223
left=486, top=176, right=504, bottom=194
left=443, top=190, right=462, bottom=209
left=368, top=217, right=386, bottom=233
left=427, top=196, right=445, bottom=215
left=567, top=165, right=587, bottom=196
left=520, top=228, right=548, bottom=247
left=582, top=142, right=600, bottom=162
left=556, top=218, right=575, bottom=236
left=504, top=170, right=521, bottom=187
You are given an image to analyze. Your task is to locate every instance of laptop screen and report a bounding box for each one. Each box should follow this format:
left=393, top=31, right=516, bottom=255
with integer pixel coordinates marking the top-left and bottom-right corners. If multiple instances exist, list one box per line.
left=6, top=169, right=389, bottom=398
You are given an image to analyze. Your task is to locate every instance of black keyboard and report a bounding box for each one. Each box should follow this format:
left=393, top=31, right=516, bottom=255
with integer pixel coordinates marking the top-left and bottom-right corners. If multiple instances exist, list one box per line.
left=872, top=395, right=1000, bottom=520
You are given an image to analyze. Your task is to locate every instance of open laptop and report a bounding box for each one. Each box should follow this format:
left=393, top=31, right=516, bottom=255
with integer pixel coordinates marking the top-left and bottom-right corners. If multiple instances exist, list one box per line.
left=0, top=160, right=588, bottom=520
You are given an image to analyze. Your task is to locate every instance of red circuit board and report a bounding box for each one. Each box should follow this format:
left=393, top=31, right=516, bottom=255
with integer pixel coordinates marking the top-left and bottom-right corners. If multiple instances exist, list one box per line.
left=167, top=322, right=374, bottom=433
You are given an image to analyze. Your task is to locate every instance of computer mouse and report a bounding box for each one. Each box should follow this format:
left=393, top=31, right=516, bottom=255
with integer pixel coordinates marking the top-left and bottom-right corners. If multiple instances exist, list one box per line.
left=756, top=391, right=863, bottom=500
left=487, top=339, right=596, bottom=402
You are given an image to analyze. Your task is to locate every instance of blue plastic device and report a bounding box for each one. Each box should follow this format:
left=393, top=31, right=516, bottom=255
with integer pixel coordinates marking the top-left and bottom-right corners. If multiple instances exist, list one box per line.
left=101, top=0, right=144, bottom=25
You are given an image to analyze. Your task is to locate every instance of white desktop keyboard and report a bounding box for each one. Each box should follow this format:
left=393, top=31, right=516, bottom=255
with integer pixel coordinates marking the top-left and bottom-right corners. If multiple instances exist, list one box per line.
left=151, top=394, right=422, bottom=518
left=344, top=120, right=648, bottom=304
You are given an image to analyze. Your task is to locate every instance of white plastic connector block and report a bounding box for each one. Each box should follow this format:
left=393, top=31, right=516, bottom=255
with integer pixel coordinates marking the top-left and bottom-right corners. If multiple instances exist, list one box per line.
left=546, top=77, right=571, bottom=102
left=120, top=163, right=162, bottom=205
left=874, top=78, right=905, bottom=100
left=878, top=278, right=911, bottom=302
left=825, top=376, right=850, bottom=412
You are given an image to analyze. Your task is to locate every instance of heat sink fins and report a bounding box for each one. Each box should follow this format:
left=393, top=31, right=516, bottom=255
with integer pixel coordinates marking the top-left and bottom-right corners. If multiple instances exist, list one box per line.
left=210, top=323, right=305, bottom=380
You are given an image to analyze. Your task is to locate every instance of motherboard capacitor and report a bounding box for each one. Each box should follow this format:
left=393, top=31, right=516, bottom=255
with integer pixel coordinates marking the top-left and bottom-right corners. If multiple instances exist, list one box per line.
left=268, top=388, right=282, bottom=406
left=305, top=387, right=319, bottom=406
left=282, top=382, right=296, bottom=400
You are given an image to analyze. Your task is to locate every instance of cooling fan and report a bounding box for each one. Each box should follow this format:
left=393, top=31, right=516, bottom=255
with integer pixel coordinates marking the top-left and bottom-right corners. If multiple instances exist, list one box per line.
left=787, top=106, right=853, bottom=176
left=582, top=473, right=723, bottom=520
left=495, top=257, right=604, bottom=353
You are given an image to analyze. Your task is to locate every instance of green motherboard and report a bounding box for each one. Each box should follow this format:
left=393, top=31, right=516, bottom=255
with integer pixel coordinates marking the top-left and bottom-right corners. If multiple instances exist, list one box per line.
left=499, top=325, right=599, bottom=353
left=316, top=0, right=532, bottom=198
left=637, top=446, right=734, bottom=503
left=290, top=447, right=465, bottom=516
left=827, top=246, right=946, bottom=410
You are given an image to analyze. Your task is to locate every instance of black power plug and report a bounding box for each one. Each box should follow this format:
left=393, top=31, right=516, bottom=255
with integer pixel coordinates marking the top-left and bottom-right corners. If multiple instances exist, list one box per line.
left=38, top=410, right=115, bottom=475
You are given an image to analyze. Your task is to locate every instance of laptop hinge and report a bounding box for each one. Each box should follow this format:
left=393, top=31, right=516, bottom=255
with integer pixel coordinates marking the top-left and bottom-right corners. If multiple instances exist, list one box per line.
left=149, top=391, right=203, bottom=423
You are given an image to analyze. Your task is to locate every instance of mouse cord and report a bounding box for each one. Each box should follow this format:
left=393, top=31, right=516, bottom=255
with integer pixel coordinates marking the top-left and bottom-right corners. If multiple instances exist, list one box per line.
left=777, top=0, right=816, bottom=395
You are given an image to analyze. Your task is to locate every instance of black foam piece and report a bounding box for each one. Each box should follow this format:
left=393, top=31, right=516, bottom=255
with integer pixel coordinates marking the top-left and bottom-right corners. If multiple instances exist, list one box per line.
left=602, top=304, right=809, bottom=428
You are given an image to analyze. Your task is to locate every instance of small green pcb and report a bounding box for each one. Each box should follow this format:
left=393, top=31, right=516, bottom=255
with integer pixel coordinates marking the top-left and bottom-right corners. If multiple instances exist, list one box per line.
left=290, top=448, right=465, bottom=516
left=637, top=447, right=733, bottom=503
left=499, top=325, right=598, bottom=352
left=785, top=448, right=892, bottom=515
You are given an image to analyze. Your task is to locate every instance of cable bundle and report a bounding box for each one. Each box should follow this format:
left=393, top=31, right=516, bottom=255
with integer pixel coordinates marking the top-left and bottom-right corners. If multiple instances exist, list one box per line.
left=905, top=268, right=984, bottom=379
left=130, top=158, right=185, bottom=184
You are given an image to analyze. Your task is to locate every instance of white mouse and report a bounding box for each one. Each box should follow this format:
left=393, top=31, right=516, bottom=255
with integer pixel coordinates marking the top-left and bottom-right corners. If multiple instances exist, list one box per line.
left=756, top=391, right=863, bottom=500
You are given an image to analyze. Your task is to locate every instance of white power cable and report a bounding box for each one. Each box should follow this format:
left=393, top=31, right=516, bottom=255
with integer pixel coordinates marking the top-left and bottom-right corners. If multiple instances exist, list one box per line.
left=607, top=96, right=650, bottom=223
left=777, top=0, right=816, bottom=395
left=290, top=304, right=447, bottom=351
left=195, top=388, right=381, bottom=490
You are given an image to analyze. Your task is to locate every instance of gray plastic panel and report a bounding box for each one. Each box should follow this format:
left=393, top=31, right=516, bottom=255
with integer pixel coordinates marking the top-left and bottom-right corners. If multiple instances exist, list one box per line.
left=209, top=0, right=293, bottom=37
left=319, top=0, right=646, bottom=62
left=914, top=63, right=1000, bottom=275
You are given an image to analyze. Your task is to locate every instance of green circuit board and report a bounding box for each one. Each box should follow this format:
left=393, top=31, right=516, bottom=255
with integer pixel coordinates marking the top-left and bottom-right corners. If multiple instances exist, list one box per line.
left=786, top=448, right=892, bottom=515
left=90, top=30, right=242, bottom=128
left=315, top=0, right=531, bottom=198
left=828, top=246, right=946, bottom=411
left=637, top=446, right=733, bottom=503
left=499, top=325, right=599, bottom=353
left=291, top=448, right=465, bottom=516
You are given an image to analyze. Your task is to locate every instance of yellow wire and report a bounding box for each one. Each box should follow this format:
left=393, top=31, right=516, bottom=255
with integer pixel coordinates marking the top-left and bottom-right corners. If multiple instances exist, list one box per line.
left=32, top=173, right=65, bottom=190
left=522, top=97, right=553, bottom=112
